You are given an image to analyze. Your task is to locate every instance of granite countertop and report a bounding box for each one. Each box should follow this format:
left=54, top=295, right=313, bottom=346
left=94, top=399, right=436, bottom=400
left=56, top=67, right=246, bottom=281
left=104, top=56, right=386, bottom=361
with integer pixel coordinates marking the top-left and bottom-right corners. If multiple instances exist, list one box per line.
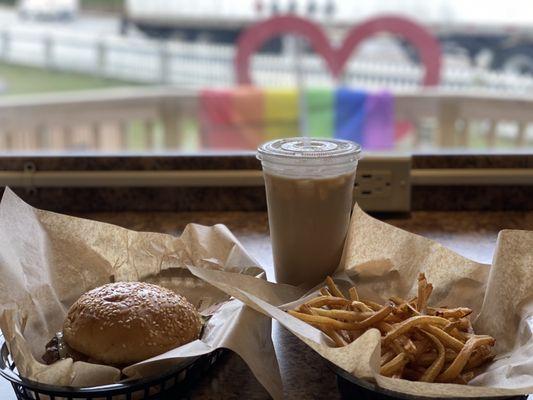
left=2, top=210, right=533, bottom=399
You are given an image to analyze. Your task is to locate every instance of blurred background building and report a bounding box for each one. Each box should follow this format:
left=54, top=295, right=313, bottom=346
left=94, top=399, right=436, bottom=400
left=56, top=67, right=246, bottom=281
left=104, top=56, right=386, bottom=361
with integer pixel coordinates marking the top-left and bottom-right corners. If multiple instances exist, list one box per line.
left=1, top=0, right=533, bottom=152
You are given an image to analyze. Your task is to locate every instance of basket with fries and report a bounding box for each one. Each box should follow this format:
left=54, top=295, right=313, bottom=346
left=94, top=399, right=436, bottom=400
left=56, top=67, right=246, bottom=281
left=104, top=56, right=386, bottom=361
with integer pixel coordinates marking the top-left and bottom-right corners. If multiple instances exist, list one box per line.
left=189, top=205, right=533, bottom=399
left=289, top=275, right=495, bottom=384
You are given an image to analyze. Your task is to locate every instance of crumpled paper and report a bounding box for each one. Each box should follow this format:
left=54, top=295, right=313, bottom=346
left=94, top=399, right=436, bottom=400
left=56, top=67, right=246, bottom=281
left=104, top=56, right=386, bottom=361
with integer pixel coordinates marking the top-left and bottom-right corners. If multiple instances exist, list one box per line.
left=0, top=188, right=282, bottom=399
left=189, top=204, right=533, bottom=398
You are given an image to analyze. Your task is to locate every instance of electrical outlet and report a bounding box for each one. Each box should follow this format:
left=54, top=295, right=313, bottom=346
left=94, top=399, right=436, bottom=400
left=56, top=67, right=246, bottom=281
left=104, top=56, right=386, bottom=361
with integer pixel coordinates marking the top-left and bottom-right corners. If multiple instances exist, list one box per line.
left=354, top=156, right=411, bottom=212
left=357, top=170, right=393, bottom=198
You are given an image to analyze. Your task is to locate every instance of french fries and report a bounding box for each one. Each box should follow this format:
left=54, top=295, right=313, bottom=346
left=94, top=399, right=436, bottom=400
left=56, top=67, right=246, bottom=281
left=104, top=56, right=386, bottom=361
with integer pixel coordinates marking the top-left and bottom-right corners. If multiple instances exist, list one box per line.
left=288, top=273, right=495, bottom=384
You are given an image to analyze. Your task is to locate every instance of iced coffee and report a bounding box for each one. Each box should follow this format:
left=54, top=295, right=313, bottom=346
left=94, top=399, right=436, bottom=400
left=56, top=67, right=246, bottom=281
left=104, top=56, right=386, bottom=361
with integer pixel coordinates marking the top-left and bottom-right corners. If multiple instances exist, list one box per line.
left=257, top=138, right=361, bottom=286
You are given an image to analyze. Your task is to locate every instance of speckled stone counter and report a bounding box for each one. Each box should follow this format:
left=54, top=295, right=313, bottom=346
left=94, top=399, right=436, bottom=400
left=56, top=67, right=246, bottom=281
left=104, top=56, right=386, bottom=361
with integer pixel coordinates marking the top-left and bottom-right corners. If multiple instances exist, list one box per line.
left=2, top=211, right=533, bottom=399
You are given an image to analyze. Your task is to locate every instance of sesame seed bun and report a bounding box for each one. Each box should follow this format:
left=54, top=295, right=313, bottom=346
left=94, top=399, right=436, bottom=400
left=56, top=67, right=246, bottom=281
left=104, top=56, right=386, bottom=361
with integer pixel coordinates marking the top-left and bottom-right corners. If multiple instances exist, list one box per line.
left=63, top=282, right=202, bottom=366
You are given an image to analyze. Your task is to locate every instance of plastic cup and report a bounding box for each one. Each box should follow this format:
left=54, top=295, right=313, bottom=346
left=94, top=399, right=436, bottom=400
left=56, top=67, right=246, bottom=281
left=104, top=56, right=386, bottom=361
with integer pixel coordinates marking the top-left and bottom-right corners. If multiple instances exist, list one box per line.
left=257, top=137, right=361, bottom=286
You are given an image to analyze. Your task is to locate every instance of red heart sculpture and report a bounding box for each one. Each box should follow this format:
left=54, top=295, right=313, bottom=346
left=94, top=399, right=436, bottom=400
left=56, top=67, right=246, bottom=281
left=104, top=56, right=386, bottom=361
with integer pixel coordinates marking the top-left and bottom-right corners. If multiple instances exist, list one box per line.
left=234, top=14, right=441, bottom=86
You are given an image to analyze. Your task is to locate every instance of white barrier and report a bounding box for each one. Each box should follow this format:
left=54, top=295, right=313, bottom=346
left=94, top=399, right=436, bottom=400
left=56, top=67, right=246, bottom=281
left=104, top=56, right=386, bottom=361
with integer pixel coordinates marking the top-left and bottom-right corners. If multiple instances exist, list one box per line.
left=2, top=27, right=533, bottom=92
left=0, top=87, right=532, bottom=152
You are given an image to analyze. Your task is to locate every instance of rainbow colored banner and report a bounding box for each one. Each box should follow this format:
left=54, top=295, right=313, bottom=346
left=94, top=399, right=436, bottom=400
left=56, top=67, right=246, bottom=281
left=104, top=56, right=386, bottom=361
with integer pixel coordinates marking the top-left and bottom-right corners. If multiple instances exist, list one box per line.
left=200, top=87, right=395, bottom=150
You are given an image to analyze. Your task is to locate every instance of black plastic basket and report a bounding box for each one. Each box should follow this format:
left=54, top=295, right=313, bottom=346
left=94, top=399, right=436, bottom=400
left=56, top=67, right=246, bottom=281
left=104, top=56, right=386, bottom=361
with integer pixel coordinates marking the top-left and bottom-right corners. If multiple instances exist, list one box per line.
left=0, top=334, right=225, bottom=400
left=329, top=362, right=529, bottom=400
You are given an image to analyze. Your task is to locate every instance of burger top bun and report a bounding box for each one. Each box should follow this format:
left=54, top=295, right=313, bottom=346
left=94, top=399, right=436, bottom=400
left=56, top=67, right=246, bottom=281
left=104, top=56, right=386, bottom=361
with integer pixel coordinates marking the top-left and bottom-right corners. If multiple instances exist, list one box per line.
left=63, top=281, right=202, bottom=366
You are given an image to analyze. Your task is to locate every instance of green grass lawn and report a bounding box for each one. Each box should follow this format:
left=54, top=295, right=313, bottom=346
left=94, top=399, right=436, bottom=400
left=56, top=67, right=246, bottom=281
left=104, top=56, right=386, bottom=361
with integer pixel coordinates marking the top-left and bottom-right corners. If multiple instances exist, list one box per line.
left=0, top=63, right=138, bottom=95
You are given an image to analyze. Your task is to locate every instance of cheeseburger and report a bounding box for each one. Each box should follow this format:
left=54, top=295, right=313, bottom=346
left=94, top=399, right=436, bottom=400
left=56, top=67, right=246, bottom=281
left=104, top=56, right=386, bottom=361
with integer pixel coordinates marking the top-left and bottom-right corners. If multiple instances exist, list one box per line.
left=43, top=282, right=202, bottom=366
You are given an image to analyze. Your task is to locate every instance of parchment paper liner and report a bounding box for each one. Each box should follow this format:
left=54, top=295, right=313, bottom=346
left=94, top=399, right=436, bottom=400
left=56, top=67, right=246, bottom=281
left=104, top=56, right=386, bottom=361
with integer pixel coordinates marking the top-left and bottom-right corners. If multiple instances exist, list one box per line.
left=0, top=188, right=282, bottom=399
left=189, top=205, right=533, bottom=398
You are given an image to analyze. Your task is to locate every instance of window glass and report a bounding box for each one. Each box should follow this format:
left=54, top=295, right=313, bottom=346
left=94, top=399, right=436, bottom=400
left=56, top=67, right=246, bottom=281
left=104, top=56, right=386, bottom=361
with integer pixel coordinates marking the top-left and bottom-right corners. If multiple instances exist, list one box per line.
left=0, top=0, right=532, bottom=153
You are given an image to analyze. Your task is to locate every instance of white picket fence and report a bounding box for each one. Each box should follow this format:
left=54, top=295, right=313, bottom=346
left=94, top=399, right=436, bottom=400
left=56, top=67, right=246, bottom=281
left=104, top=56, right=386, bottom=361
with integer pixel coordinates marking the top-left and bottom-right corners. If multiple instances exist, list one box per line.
left=2, top=26, right=533, bottom=92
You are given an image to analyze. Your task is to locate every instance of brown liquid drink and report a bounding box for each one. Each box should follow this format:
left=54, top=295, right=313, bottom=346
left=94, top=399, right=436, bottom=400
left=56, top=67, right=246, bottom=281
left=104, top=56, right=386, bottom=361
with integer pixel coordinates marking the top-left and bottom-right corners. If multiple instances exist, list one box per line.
left=257, top=138, right=361, bottom=286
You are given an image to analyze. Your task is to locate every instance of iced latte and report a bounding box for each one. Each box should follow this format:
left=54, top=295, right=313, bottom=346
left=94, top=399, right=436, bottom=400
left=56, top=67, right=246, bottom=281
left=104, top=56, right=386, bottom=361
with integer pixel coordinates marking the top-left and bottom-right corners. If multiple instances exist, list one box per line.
left=257, top=138, right=361, bottom=286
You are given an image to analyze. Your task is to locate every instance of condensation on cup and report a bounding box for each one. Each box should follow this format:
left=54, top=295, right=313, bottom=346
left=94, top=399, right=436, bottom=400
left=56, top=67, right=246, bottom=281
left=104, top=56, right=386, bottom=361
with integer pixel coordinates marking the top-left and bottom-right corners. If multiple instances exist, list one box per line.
left=257, top=138, right=361, bottom=286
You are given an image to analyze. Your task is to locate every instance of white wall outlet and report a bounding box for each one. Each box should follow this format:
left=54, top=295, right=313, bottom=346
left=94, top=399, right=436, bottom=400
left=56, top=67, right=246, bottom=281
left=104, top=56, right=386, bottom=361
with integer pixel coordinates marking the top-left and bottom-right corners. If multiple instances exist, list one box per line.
left=354, top=156, right=411, bottom=212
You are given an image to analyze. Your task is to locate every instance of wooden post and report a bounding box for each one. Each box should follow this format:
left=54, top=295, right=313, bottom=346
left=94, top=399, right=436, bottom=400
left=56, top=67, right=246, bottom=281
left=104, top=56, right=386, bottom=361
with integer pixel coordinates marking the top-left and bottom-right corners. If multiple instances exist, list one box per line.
left=11, top=129, right=25, bottom=150
left=0, top=130, right=6, bottom=150
left=97, top=123, right=120, bottom=151
left=436, top=99, right=458, bottom=147
left=160, top=100, right=181, bottom=149
left=457, top=119, right=469, bottom=147
left=63, top=126, right=73, bottom=149
left=119, top=121, right=129, bottom=149
left=24, top=127, right=39, bottom=151
left=486, top=120, right=497, bottom=148
left=4, top=131, right=14, bottom=151
left=145, top=120, right=156, bottom=150
left=35, top=124, right=48, bottom=150
left=412, top=119, right=422, bottom=149
left=91, top=122, right=102, bottom=150
left=515, top=122, right=527, bottom=148
left=49, top=126, right=64, bottom=150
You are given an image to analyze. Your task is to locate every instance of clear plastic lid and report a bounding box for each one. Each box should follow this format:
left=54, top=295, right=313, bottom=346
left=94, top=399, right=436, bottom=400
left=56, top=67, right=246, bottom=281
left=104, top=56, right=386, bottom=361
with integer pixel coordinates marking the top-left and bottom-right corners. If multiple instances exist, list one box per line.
left=257, top=137, right=361, bottom=166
